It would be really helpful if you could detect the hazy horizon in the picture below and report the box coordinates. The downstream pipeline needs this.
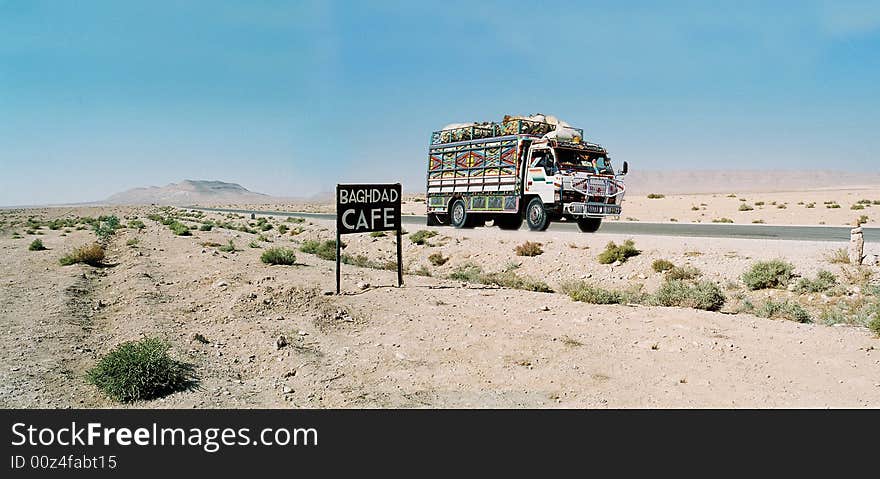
[5,168,880,208]
[2,1,879,205]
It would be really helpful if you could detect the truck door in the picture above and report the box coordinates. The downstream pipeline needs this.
[525,147,557,204]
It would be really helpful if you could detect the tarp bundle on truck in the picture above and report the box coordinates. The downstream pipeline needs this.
[431,114,584,145]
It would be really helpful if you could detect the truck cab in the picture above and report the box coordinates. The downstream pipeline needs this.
[522,138,626,231]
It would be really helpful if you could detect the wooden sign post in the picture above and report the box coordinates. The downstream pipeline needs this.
[335,183,403,294]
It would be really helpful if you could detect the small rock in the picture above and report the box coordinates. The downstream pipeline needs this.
[356,281,370,290]
[275,315,284,321]
[247,292,257,299]
[282,386,293,394]
[276,335,288,350]
[322,290,334,296]
[214,280,228,288]
[541,306,550,311]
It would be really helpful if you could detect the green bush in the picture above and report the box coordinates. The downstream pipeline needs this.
[59,243,105,266]
[448,263,551,292]
[742,260,795,290]
[483,270,552,292]
[126,238,139,247]
[168,221,191,236]
[561,281,623,304]
[369,231,386,238]
[647,193,665,199]
[448,263,484,282]
[665,265,701,281]
[597,239,640,264]
[93,215,120,239]
[299,240,337,260]
[341,254,371,268]
[756,300,812,323]
[260,247,297,265]
[218,240,237,253]
[739,204,754,211]
[652,259,675,273]
[409,230,437,245]
[515,241,543,257]
[199,223,213,231]
[127,219,146,230]
[277,224,288,234]
[794,270,837,294]
[28,239,46,251]
[87,338,195,402]
[654,280,726,311]
[712,218,734,223]
[869,316,880,336]
[428,252,448,266]
[300,240,320,254]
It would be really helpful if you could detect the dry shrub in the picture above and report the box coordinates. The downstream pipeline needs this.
[428,252,448,266]
[515,241,543,257]
[59,243,105,266]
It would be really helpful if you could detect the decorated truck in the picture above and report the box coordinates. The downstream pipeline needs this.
[425,115,627,232]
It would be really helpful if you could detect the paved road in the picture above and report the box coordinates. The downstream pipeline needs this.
[191,206,879,243]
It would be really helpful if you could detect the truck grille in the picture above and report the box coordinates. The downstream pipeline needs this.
[565,203,622,216]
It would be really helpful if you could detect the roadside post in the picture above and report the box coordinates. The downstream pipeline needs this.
[336,183,403,294]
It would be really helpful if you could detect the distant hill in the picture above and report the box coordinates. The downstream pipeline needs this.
[623,170,880,195]
[105,180,272,205]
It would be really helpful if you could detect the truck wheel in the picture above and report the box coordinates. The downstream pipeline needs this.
[577,217,602,233]
[427,213,447,226]
[525,197,550,231]
[495,214,523,230]
[450,199,470,229]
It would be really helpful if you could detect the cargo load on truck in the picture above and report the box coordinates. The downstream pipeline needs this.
[425,114,628,232]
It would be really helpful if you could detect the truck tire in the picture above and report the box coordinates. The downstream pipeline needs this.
[427,213,447,226]
[495,214,523,230]
[525,197,550,231]
[577,217,602,233]
[450,199,470,229]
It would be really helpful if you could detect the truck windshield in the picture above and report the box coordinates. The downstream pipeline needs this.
[555,149,613,175]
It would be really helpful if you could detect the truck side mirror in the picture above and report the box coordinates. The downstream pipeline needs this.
[621,161,629,175]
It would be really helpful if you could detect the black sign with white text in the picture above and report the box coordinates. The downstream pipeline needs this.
[335,183,403,293]
[336,184,401,235]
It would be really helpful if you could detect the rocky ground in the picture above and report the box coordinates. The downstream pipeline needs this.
[1,205,879,408]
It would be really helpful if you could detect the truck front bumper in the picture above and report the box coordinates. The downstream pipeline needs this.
[563,202,622,217]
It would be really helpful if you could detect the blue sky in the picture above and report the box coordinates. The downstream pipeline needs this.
[1,0,879,205]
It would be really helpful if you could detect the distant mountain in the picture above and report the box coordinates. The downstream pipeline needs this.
[105,180,272,205]
[623,170,880,195]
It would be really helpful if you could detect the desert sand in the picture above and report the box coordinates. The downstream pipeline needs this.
[1,202,879,408]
